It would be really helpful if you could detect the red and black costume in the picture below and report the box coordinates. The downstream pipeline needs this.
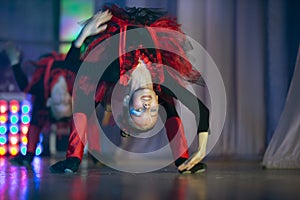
[51,5,209,173]
[10,52,75,165]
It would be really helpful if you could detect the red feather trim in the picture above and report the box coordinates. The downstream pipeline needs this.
[81,5,201,89]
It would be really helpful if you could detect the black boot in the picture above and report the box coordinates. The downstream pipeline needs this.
[9,152,35,167]
[49,157,80,174]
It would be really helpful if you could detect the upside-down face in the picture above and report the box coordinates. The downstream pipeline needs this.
[128,88,159,131]
[47,76,72,120]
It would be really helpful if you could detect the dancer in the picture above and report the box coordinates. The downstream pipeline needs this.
[50,5,209,174]
[4,43,75,166]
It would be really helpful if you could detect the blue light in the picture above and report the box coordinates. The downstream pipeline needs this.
[10,114,19,124]
[35,144,43,156]
[21,105,31,114]
[20,145,27,155]
[10,125,19,134]
[0,136,7,144]
[21,99,31,114]
[0,125,7,135]
[21,115,30,124]
[39,134,43,143]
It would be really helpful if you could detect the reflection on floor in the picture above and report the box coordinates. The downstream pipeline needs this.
[0,156,299,200]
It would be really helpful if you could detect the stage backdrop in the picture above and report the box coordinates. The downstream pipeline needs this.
[177,0,300,159]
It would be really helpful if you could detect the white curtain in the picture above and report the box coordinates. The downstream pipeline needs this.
[178,0,267,158]
[177,0,299,159]
[262,45,300,168]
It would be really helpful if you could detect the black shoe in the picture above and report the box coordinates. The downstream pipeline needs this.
[49,160,67,173]
[9,152,34,167]
[49,157,80,174]
[178,163,207,174]
[175,157,188,167]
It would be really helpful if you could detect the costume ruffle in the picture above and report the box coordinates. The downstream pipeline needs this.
[80,4,202,87]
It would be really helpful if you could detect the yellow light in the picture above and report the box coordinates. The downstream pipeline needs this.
[9,145,19,156]
[21,136,28,144]
[11,105,19,113]
[0,146,6,156]
[9,100,20,113]
[0,115,7,124]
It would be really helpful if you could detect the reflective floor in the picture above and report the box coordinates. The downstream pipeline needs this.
[0,156,300,200]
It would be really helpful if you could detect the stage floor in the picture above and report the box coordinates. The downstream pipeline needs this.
[0,156,299,200]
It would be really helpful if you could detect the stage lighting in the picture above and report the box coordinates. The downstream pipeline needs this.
[20,145,27,156]
[0,100,8,113]
[20,124,29,134]
[9,135,19,145]
[0,114,8,124]
[0,94,43,156]
[0,125,7,135]
[36,144,43,156]
[21,114,30,124]
[10,114,19,124]
[9,100,20,114]
[9,125,19,134]
[21,135,28,145]
[0,136,7,145]
[35,134,44,156]
[21,100,31,114]
[0,145,6,156]
[9,145,19,156]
